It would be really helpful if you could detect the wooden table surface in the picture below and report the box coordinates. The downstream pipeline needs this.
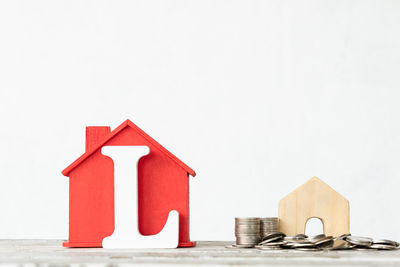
[0,240,399,266]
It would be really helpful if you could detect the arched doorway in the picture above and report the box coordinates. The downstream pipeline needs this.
[305,217,324,236]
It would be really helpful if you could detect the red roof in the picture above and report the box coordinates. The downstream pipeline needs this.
[62,119,196,177]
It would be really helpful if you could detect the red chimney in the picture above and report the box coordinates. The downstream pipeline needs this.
[85,126,111,152]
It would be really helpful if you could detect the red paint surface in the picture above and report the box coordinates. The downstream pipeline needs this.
[62,119,196,248]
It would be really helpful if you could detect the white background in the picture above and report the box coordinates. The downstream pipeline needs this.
[0,0,399,241]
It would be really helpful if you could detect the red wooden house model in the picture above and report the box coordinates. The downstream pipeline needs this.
[62,119,196,248]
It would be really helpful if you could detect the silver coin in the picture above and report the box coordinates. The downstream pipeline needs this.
[281,242,296,248]
[236,229,260,234]
[312,235,331,242]
[373,239,399,247]
[285,239,313,246]
[290,242,316,248]
[236,222,260,225]
[236,239,260,244]
[236,223,260,227]
[308,234,326,242]
[236,225,260,228]
[294,234,308,239]
[314,236,334,248]
[261,241,287,247]
[257,246,282,250]
[235,230,260,233]
[262,232,279,237]
[328,239,355,250]
[234,244,255,248]
[236,233,261,236]
[259,235,283,245]
[236,240,260,244]
[236,233,261,247]
[262,231,279,234]
[295,247,322,251]
[235,217,260,224]
[236,234,261,238]
[235,232,261,236]
[284,236,308,242]
[345,236,373,247]
[369,244,398,250]
[236,238,261,244]
[353,246,374,251]
[236,224,260,228]
[336,234,351,240]
[262,232,286,240]
[235,228,261,234]
[284,236,297,241]
[236,223,261,227]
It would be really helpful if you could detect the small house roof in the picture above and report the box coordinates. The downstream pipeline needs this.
[62,119,196,177]
[279,176,347,202]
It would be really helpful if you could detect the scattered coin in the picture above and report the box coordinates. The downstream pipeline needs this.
[295,247,322,251]
[294,234,308,239]
[285,236,306,242]
[369,244,398,250]
[262,232,286,241]
[232,217,399,252]
[290,242,316,249]
[309,234,326,242]
[337,234,351,240]
[256,245,282,250]
[260,236,283,245]
[373,239,399,247]
[328,239,355,250]
[262,241,287,246]
[285,237,308,243]
[345,236,373,247]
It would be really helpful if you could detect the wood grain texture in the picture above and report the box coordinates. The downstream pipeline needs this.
[279,177,350,237]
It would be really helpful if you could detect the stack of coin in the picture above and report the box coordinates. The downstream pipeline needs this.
[235,217,261,247]
[260,217,279,238]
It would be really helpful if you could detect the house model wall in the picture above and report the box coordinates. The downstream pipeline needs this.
[278,176,350,237]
